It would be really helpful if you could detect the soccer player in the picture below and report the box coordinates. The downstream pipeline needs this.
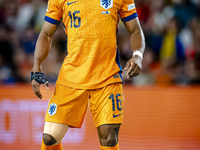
[31,0,145,149]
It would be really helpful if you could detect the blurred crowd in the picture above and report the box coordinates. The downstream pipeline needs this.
[118,0,200,85]
[0,0,199,85]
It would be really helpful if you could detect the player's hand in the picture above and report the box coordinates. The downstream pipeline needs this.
[32,79,43,99]
[124,55,142,78]
[31,72,49,99]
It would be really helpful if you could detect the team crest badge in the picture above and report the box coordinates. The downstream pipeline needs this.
[48,103,57,116]
[100,0,113,10]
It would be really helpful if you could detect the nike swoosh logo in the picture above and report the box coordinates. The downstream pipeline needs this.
[113,113,122,118]
[67,1,78,5]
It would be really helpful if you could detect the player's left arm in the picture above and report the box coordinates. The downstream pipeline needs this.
[124,17,145,78]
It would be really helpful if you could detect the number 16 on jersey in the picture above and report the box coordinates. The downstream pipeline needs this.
[68,11,81,28]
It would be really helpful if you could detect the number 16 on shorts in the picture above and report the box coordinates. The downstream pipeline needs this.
[109,93,123,118]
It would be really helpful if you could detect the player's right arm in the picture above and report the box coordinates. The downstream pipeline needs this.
[32,21,58,99]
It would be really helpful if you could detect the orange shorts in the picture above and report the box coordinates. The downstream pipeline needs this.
[45,83,124,128]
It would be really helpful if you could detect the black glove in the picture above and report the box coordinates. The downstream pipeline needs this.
[31,72,48,85]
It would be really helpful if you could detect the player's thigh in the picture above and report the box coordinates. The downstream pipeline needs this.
[90,83,124,128]
[43,121,69,144]
[45,84,89,128]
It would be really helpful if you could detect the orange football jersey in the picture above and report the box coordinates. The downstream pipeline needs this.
[45,0,137,89]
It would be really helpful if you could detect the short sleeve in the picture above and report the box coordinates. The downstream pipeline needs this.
[44,0,63,25]
[119,0,138,22]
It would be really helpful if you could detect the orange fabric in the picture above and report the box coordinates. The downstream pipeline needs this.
[45,0,137,89]
[44,84,89,128]
[45,83,123,128]
[89,83,124,128]
[100,143,119,150]
[41,140,63,150]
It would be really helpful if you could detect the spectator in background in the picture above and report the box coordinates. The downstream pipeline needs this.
[184,14,200,84]
[172,0,199,27]
[136,0,150,25]
[15,0,47,35]
[157,17,185,84]
[0,0,18,30]
[0,25,16,83]
[0,24,26,83]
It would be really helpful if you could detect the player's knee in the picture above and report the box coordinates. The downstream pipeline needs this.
[43,133,57,146]
[99,131,118,146]
[105,136,117,147]
[98,124,120,147]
